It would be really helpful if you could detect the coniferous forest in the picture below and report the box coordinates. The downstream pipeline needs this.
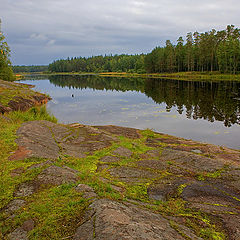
[47,25,240,74]
[13,65,48,73]
[48,54,146,74]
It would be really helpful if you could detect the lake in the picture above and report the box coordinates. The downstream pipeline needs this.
[20,74,240,149]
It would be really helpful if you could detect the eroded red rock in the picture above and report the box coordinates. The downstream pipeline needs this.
[8,146,32,161]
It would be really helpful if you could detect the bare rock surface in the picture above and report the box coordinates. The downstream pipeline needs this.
[74,199,199,240]
[159,148,225,172]
[75,184,97,199]
[112,147,133,157]
[15,121,115,160]
[95,125,141,139]
[137,159,168,171]
[7,120,240,239]
[27,160,54,170]
[8,228,28,240]
[109,166,159,183]
[139,149,161,159]
[147,178,184,201]
[181,181,240,206]
[3,199,26,214]
[14,181,38,197]
[16,121,59,159]
[100,155,121,163]
[37,165,79,185]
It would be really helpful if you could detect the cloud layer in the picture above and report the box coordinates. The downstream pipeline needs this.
[1,0,240,65]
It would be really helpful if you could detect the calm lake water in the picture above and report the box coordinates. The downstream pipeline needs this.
[20,75,240,149]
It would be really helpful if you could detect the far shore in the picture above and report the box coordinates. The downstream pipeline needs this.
[15,71,240,82]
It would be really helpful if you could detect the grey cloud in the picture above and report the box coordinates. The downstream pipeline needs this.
[1,0,240,64]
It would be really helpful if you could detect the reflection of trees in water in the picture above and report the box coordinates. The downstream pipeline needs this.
[48,75,240,127]
[24,75,49,80]
[144,79,240,127]
[48,75,145,92]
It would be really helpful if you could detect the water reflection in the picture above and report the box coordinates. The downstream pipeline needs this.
[48,75,240,127]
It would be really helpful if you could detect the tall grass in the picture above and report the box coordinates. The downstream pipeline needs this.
[8,106,57,123]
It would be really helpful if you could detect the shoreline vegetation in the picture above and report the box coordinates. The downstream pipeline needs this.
[92,71,240,81]
[16,71,240,82]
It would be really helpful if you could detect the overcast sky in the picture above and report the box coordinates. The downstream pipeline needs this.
[1,0,240,65]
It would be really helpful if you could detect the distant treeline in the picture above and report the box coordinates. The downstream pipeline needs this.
[47,25,240,74]
[145,25,240,74]
[13,65,48,73]
[48,54,146,74]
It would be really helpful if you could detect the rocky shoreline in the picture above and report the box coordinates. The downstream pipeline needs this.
[0,79,239,239]
[1,120,239,239]
[0,79,50,114]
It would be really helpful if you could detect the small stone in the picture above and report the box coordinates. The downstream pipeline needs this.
[148,182,174,201]
[191,149,202,154]
[22,219,35,232]
[99,177,109,183]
